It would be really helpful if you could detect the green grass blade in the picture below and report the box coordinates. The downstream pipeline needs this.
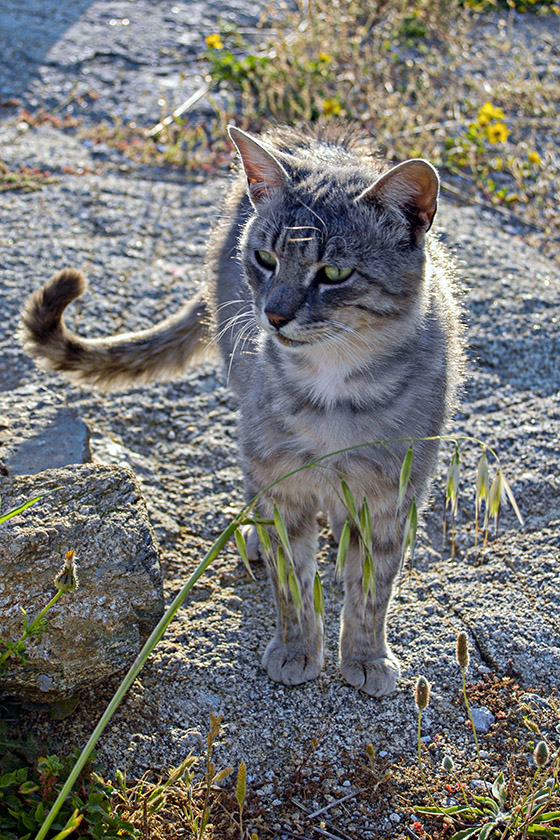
[0,487,62,525]
[335,519,350,580]
[234,529,255,580]
[313,572,324,618]
[273,503,292,559]
[398,445,413,513]
[340,478,359,525]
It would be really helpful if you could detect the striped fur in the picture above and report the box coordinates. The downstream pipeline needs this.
[20,124,463,696]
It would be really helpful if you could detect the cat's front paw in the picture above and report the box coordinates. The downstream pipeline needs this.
[340,656,401,697]
[262,636,324,686]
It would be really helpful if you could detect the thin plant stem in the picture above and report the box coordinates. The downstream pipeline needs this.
[453,771,470,806]
[417,709,441,811]
[34,516,242,840]
[0,588,65,668]
[461,665,486,785]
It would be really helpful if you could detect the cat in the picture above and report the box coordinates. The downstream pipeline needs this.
[20,123,463,697]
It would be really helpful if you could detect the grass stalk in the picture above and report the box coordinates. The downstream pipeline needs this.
[461,664,486,785]
[34,516,242,840]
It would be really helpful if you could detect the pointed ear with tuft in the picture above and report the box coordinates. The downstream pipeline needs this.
[228,125,288,206]
[356,159,440,233]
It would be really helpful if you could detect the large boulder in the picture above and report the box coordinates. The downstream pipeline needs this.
[0,464,164,699]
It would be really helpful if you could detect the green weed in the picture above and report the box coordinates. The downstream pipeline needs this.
[414,634,560,839]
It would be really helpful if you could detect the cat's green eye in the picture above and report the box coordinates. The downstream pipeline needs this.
[256,250,277,269]
[323,265,353,282]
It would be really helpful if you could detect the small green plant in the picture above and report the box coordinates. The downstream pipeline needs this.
[112,714,235,839]
[0,488,72,673]
[0,550,78,673]
[414,633,560,839]
[0,745,137,840]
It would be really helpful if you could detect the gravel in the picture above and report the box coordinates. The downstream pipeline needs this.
[0,3,558,836]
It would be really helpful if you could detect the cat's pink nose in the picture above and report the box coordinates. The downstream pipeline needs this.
[265,310,292,330]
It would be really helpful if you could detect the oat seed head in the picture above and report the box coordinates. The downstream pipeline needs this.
[456,631,470,669]
[415,675,430,711]
[442,755,455,772]
[236,760,247,809]
[534,740,550,767]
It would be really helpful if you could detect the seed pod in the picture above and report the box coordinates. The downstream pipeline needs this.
[415,676,430,711]
[487,469,503,532]
[235,529,254,580]
[362,551,375,609]
[456,631,470,669]
[442,755,455,772]
[340,478,359,525]
[360,498,373,548]
[54,550,79,592]
[534,740,549,767]
[335,519,350,580]
[256,523,272,558]
[398,445,414,515]
[236,761,247,809]
[273,503,292,559]
[276,545,288,595]
[401,495,418,564]
[445,446,460,517]
[313,572,325,618]
[476,450,489,510]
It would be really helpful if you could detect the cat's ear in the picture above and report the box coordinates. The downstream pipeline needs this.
[228,125,288,205]
[356,159,439,232]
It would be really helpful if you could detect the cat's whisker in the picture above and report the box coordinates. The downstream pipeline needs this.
[284,225,322,234]
[214,298,247,313]
[226,321,257,384]
[210,308,254,344]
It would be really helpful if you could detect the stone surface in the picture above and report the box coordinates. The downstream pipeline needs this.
[0,385,92,476]
[470,706,495,733]
[0,464,164,699]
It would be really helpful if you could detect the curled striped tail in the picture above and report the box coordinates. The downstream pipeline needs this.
[20,268,210,390]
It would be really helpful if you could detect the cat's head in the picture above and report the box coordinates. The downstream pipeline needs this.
[229,125,439,360]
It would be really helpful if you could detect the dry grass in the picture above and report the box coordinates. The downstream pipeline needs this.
[198,0,559,259]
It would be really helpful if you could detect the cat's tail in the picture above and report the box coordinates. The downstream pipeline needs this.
[20,268,211,390]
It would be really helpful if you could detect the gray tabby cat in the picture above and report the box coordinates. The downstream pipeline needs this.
[21,124,463,697]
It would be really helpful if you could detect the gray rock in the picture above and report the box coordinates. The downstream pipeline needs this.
[0,387,91,476]
[470,707,495,733]
[0,464,164,699]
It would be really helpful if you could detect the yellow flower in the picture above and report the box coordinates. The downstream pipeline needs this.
[205,33,224,50]
[318,52,332,63]
[486,122,509,143]
[527,150,541,165]
[477,101,505,126]
[323,98,341,116]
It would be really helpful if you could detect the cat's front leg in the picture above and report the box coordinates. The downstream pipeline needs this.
[259,497,324,686]
[339,531,401,697]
